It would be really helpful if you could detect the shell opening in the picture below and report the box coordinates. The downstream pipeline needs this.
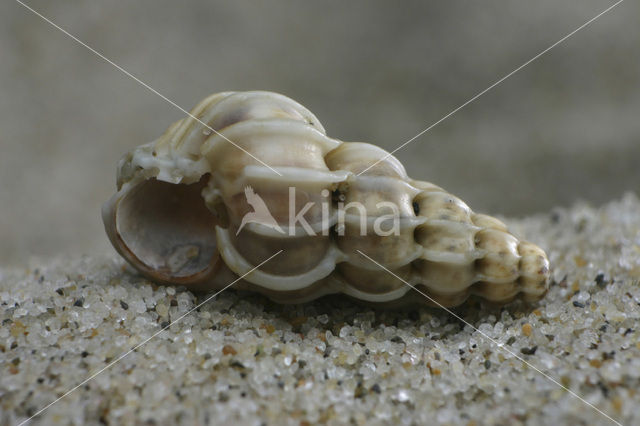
[112,175,219,283]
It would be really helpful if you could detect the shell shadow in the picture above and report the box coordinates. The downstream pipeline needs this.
[194,287,541,340]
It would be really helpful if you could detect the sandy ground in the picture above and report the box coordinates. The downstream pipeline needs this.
[1,194,639,425]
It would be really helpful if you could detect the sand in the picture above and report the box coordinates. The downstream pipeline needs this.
[1,194,639,425]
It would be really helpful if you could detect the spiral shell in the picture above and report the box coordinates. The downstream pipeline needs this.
[102,91,550,307]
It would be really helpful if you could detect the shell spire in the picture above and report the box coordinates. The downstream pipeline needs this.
[103,91,550,307]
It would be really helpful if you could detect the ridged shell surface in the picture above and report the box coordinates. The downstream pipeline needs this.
[103,91,550,307]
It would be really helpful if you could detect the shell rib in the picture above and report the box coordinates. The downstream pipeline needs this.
[103,91,550,307]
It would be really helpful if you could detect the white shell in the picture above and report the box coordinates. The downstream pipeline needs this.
[103,91,550,307]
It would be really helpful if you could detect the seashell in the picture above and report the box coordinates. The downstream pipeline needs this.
[102,91,550,307]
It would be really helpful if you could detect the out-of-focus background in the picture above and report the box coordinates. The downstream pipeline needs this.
[1,0,638,265]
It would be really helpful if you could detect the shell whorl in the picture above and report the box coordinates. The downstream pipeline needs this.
[104,91,550,307]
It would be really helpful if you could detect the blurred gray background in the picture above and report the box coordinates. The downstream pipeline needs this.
[1,0,638,266]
